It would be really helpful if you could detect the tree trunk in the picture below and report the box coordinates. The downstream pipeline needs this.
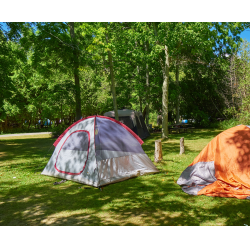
[139,94,142,113]
[74,74,81,120]
[136,41,143,113]
[55,118,59,127]
[161,45,170,139]
[105,30,119,121]
[69,22,82,121]
[233,54,237,105]
[61,104,62,122]
[69,115,72,125]
[136,65,143,113]
[28,119,31,130]
[154,139,163,162]
[4,117,8,132]
[230,55,234,105]
[153,22,170,139]
[180,137,185,155]
[145,41,150,126]
[175,59,180,124]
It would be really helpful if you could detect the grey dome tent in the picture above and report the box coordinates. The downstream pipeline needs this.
[104,109,150,139]
[41,115,159,187]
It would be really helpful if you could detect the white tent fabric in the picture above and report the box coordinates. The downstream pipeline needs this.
[42,116,159,187]
[42,117,99,186]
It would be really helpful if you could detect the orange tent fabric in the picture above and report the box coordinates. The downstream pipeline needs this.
[185,125,250,199]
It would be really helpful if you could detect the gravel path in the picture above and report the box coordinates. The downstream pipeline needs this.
[0,132,52,137]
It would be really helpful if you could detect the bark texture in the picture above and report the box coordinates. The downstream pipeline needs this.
[180,137,185,155]
[145,41,150,126]
[137,66,143,113]
[175,60,180,124]
[105,30,119,121]
[154,139,163,162]
[161,45,170,139]
[69,22,82,121]
[153,22,170,139]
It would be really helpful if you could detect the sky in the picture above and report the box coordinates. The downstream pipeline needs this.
[239,29,250,42]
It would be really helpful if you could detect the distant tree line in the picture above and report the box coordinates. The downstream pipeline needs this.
[0,22,249,136]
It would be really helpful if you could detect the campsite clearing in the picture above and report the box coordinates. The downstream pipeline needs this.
[1,130,250,226]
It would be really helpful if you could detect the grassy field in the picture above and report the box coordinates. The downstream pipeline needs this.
[0,129,250,226]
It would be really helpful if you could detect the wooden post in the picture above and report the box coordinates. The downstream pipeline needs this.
[154,139,163,162]
[180,137,185,155]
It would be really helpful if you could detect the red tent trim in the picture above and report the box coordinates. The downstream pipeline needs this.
[53,116,96,147]
[96,115,144,145]
[53,115,144,147]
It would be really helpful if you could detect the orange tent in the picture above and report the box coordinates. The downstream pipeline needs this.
[177,125,250,199]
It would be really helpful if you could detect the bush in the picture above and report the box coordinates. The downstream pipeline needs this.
[219,119,241,130]
[150,125,161,133]
[149,112,159,127]
[209,119,240,130]
[51,124,68,138]
[0,124,53,135]
[189,110,210,128]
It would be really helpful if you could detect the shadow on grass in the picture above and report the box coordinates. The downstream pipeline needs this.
[1,133,249,226]
[0,137,55,166]
[1,174,250,226]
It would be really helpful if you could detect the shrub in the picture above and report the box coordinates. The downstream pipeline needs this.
[209,119,240,130]
[51,124,68,138]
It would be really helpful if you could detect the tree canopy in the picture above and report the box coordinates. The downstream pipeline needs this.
[1,22,249,135]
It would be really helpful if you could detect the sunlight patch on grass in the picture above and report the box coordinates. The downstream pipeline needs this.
[19,197,32,202]
[0,152,7,157]
[200,217,227,226]
[40,210,92,225]
[23,204,46,217]
[0,134,52,140]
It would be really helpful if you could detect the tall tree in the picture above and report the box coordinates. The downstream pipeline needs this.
[105,24,119,120]
[24,22,93,120]
[151,22,248,137]
[175,58,180,123]
[145,41,150,126]
[69,22,82,120]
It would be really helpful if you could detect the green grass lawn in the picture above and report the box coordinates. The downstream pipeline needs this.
[0,129,250,226]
